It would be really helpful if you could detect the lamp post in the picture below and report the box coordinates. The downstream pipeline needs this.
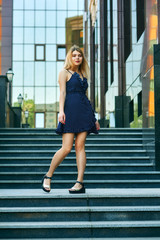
[6,68,14,106]
[24,110,29,125]
[17,93,23,107]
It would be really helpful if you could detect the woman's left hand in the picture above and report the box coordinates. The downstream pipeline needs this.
[95,120,100,130]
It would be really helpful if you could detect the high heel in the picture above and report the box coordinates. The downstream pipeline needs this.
[69,180,85,194]
[42,174,52,193]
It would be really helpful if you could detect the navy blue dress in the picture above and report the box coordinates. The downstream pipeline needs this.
[56,70,98,136]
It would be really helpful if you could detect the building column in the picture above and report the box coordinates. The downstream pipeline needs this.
[0,75,8,128]
[100,0,107,120]
[90,15,95,110]
[154,44,160,170]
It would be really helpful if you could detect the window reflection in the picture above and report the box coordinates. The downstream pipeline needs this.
[35,0,45,10]
[68,0,78,10]
[46,28,56,44]
[35,87,45,110]
[57,28,66,44]
[35,28,45,44]
[13,28,23,44]
[24,28,34,43]
[13,11,23,26]
[46,45,56,61]
[12,87,23,106]
[35,62,45,86]
[46,62,57,86]
[46,112,57,128]
[46,11,56,27]
[46,87,57,105]
[24,11,34,26]
[57,11,67,27]
[57,0,67,10]
[13,62,23,86]
[78,0,84,11]
[14,0,23,10]
[67,11,78,18]
[13,45,23,61]
[24,87,34,101]
[24,0,34,10]
[24,62,34,86]
[35,11,45,27]
[46,0,56,10]
[24,45,34,61]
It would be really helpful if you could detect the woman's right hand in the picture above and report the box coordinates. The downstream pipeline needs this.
[58,112,66,124]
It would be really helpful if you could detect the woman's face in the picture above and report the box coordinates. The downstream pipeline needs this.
[71,50,83,67]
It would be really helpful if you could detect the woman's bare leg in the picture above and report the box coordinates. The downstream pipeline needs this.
[69,131,87,190]
[43,133,75,191]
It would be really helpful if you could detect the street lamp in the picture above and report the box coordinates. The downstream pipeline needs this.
[24,110,29,124]
[17,93,23,107]
[6,68,14,106]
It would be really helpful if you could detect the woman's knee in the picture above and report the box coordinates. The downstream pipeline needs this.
[75,141,85,152]
[61,145,72,155]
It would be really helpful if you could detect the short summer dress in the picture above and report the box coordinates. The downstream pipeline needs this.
[56,70,98,136]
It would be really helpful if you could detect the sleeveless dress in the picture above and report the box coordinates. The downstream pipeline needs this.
[56,70,98,136]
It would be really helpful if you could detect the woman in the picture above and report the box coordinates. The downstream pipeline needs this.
[42,45,100,194]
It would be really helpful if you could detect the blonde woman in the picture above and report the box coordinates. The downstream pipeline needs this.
[42,45,100,194]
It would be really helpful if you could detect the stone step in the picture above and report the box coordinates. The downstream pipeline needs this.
[0,221,160,238]
[0,138,144,144]
[0,132,144,139]
[1,206,160,222]
[0,144,145,150]
[1,171,160,180]
[0,156,150,164]
[1,189,160,207]
[0,149,148,157]
[1,179,160,189]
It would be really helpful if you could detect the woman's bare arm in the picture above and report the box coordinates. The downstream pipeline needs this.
[58,69,67,124]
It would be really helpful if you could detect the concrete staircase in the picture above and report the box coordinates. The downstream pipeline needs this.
[0,128,160,239]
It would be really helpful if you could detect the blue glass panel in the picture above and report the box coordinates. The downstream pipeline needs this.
[13,45,23,61]
[46,28,56,44]
[68,0,78,10]
[13,28,23,44]
[57,28,65,44]
[35,0,45,9]
[24,62,34,86]
[57,11,67,27]
[24,0,34,10]
[35,28,45,44]
[46,45,56,61]
[13,11,23,26]
[35,11,45,27]
[46,11,56,27]
[46,0,56,10]
[24,11,34,26]
[24,28,34,43]
[13,62,23,86]
[24,45,34,61]
[57,0,67,10]
[46,62,57,86]
[35,62,45,86]
[13,0,23,9]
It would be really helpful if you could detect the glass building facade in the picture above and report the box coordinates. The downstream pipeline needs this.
[12,0,85,128]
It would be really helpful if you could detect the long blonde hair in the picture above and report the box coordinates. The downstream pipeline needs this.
[64,45,90,79]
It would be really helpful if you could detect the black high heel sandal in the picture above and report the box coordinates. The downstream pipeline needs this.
[69,180,85,194]
[42,174,52,193]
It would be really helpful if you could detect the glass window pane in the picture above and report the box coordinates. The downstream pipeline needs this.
[24,28,34,43]
[57,28,65,44]
[24,87,34,101]
[46,11,56,27]
[24,0,34,10]
[24,11,34,26]
[46,0,56,10]
[13,0,24,10]
[35,11,45,27]
[57,47,66,60]
[35,45,45,61]
[67,11,78,18]
[24,45,34,61]
[46,112,57,128]
[57,11,67,27]
[13,62,23,86]
[68,0,78,10]
[13,45,23,61]
[46,62,57,86]
[24,62,34,86]
[35,28,45,44]
[35,87,45,110]
[57,0,67,10]
[46,45,56,61]
[35,62,45,86]
[46,28,56,44]
[35,0,45,9]
[78,0,84,11]
[56,62,64,80]
[13,11,23,26]
[46,87,57,105]
[35,113,45,128]
[13,28,23,44]
[12,87,23,106]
